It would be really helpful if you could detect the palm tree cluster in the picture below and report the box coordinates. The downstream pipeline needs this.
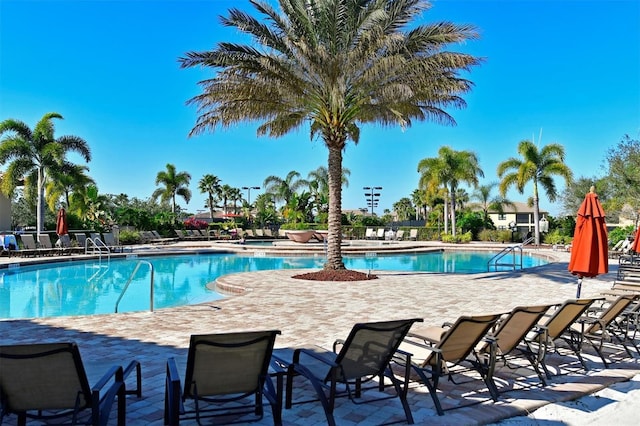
[0,113,91,239]
[415,141,573,245]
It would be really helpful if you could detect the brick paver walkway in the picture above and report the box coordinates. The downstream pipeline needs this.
[1,241,638,425]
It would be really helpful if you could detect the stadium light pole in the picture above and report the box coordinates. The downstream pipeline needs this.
[363,186,382,215]
[242,186,260,206]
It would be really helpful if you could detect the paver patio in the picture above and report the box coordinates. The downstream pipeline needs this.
[1,242,638,425]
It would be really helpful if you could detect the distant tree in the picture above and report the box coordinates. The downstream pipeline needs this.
[604,134,640,219]
[263,171,308,207]
[228,187,243,214]
[45,164,95,212]
[0,112,91,237]
[152,164,192,213]
[180,0,481,270]
[497,140,573,245]
[393,197,415,221]
[560,176,613,217]
[418,146,484,237]
[198,174,222,220]
[471,182,515,224]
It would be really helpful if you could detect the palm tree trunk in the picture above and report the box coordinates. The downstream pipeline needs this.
[450,187,457,237]
[325,145,345,270]
[533,183,541,245]
[37,166,44,241]
[444,193,449,234]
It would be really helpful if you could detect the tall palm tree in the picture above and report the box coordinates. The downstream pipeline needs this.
[307,166,350,218]
[0,112,91,238]
[199,174,222,220]
[418,146,483,237]
[497,140,573,245]
[228,187,243,214]
[218,184,236,215]
[152,163,192,213]
[393,197,414,221]
[45,164,95,212]
[263,171,308,206]
[180,0,481,270]
[471,182,515,224]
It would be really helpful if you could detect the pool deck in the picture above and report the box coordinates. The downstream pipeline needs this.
[1,240,639,425]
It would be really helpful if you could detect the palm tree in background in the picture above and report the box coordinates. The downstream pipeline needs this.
[199,174,222,220]
[307,166,350,219]
[180,0,481,269]
[45,164,95,212]
[152,163,192,214]
[228,187,243,214]
[0,112,91,238]
[393,197,414,221]
[418,146,483,237]
[263,171,308,207]
[497,140,573,245]
[471,182,515,225]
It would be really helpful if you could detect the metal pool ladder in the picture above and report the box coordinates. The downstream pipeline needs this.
[487,245,524,271]
[115,260,155,313]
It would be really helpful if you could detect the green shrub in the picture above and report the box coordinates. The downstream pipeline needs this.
[118,230,141,245]
[441,231,472,243]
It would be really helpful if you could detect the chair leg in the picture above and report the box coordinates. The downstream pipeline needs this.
[385,366,414,424]
[411,365,444,416]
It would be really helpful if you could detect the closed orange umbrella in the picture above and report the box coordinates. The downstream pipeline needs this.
[56,208,68,236]
[568,187,609,297]
[632,228,640,254]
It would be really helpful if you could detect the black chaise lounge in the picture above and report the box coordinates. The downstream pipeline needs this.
[164,330,282,425]
[272,318,423,426]
[0,342,141,426]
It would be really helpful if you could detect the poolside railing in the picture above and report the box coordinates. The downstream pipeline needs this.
[487,245,524,272]
[115,260,155,313]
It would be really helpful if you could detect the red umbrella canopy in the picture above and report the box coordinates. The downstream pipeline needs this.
[632,228,640,253]
[568,188,609,278]
[56,208,68,236]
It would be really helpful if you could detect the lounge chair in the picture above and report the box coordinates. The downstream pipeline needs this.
[255,229,264,238]
[272,318,423,426]
[75,232,88,251]
[18,234,49,257]
[165,330,282,425]
[533,298,603,375]
[565,294,639,367]
[38,234,61,255]
[376,228,385,240]
[395,229,405,240]
[364,227,375,240]
[102,232,124,253]
[0,342,140,426]
[408,229,418,241]
[57,234,84,255]
[477,304,554,386]
[399,314,501,416]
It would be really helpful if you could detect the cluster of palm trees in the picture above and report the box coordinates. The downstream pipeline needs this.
[0,113,92,237]
[415,142,572,245]
[153,163,350,228]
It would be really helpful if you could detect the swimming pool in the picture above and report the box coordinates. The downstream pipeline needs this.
[0,251,548,319]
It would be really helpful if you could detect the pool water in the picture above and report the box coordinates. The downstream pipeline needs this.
[0,251,548,319]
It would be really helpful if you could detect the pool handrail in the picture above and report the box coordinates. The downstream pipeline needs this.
[115,260,155,313]
[487,244,524,272]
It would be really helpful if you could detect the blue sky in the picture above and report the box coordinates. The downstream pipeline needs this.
[1,0,639,217]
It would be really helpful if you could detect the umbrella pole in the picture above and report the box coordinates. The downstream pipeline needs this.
[576,276,583,298]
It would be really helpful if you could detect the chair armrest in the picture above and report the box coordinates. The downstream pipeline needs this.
[333,338,346,353]
[164,358,183,426]
[91,365,125,426]
[123,360,142,398]
[293,348,339,368]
